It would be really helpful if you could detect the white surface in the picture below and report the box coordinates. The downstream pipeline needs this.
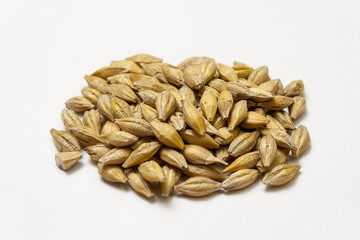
[1,0,359,239]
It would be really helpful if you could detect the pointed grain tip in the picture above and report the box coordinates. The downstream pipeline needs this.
[222,167,230,173]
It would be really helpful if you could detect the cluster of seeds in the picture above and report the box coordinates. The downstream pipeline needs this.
[50,54,310,198]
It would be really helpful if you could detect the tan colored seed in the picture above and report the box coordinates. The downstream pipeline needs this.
[81,87,102,104]
[255,136,262,151]
[266,115,286,132]
[253,107,266,116]
[272,110,295,130]
[84,75,108,93]
[111,96,133,119]
[257,95,294,110]
[180,129,220,149]
[200,58,217,83]
[235,69,253,78]
[53,55,309,197]
[199,86,220,98]
[70,126,108,146]
[97,94,114,121]
[284,80,304,97]
[222,169,260,191]
[61,108,83,132]
[179,84,196,105]
[83,109,101,133]
[200,90,218,121]
[214,127,240,145]
[137,90,159,108]
[140,63,168,83]
[204,116,225,138]
[101,121,121,135]
[132,78,165,94]
[130,72,157,82]
[183,145,228,165]
[259,135,277,167]
[289,96,306,119]
[228,100,248,131]
[257,148,290,173]
[99,148,132,165]
[156,90,176,121]
[106,84,139,103]
[107,73,133,86]
[183,164,227,181]
[210,113,226,130]
[91,66,126,79]
[218,87,233,120]
[233,61,251,70]
[50,128,81,152]
[248,66,270,85]
[126,53,162,64]
[225,82,253,100]
[160,165,182,197]
[237,79,257,88]
[258,79,284,95]
[183,64,205,90]
[215,146,232,162]
[168,112,186,131]
[55,152,82,171]
[65,96,95,112]
[130,104,142,119]
[122,141,162,168]
[130,137,153,150]
[223,151,261,173]
[111,96,133,120]
[115,117,153,137]
[162,64,184,86]
[260,128,297,150]
[228,131,259,157]
[102,131,138,148]
[159,147,188,170]
[174,176,221,197]
[241,111,269,129]
[138,160,166,182]
[249,87,274,102]
[110,60,144,74]
[126,169,154,198]
[98,163,127,183]
[150,119,185,150]
[85,144,111,161]
[182,99,206,136]
[132,75,166,92]
[139,103,158,122]
[177,56,205,70]
[262,164,301,186]
[291,125,310,158]
[165,86,183,111]
[216,63,238,82]
[207,79,226,92]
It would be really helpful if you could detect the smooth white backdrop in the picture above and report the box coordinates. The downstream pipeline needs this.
[1,0,359,239]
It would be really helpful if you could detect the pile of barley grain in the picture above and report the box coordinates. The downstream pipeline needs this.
[50,54,310,198]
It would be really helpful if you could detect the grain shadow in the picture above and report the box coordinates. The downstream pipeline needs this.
[175,190,222,201]
[292,108,308,125]
[287,144,312,163]
[100,177,131,192]
[65,161,84,175]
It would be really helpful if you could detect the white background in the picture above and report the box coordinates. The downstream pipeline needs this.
[1,0,359,239]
